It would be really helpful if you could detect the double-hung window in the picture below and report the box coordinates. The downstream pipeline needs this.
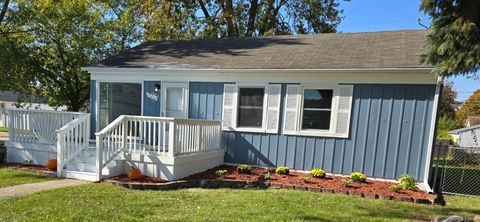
[284,84,354,138]
[222,83,281,133]
[237,87,265,128]
[301,89,333,130]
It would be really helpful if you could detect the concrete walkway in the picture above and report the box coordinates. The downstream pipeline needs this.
[0,179,90,199]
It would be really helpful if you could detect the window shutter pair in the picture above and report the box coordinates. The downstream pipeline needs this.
[283,84,354,137]
[222,84,281,133]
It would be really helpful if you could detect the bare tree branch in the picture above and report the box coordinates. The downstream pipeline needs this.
[0,0,10,23]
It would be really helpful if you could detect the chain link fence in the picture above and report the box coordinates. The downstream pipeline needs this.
[442,146,480,196]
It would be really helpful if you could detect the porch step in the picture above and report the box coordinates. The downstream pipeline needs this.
[66,162,96,172]
[63,170,98,181]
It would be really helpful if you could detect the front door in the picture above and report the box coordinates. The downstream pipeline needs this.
[161,82,189,118]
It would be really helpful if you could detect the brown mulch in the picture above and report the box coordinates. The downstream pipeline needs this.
[185,165,430,200]
[0,162,56,175]
[109,175,167,184]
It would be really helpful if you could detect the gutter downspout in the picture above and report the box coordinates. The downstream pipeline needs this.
[422,75,443,193]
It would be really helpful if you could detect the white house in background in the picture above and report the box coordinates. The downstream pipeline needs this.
[0,91,66,127]
[448,124,480,147]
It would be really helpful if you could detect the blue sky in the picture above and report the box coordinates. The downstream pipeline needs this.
[337,0,479,102]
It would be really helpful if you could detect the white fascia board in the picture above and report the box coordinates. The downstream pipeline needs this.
[86,67,438,85]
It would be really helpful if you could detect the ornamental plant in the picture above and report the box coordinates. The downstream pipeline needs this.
[263,172,272,180]
[300,176,311,183]
[340,179,353,188]
[215,169,227,177]
[350,172,367,183]
[397,174,417,191]
[275,166,290,175]
[310,169,326,178]
[236,164,252,174]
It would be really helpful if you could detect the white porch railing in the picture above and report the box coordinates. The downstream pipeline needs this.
[95,115,222,176]
[7,109,82,144]
[56,113,91,177]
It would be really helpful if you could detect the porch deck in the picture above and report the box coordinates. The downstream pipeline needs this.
[5,109,224,181]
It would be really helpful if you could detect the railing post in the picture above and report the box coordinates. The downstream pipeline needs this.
[196,124,202,152]
[168,121,176,157]
[56,132,64,177]
[96,134,103,181]
[7,109,13,142]
[122,117,127,151]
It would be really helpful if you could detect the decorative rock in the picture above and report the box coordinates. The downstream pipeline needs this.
[472,215,480,222]
[282,184,295,189]
[269,182,283,189]
[321,188,335,193]
[335,189,349,195]
[307,187,322,192]
[379,195,394,200]
[294,185,308,191]
[349,191,364,197]
[398,197,414,202]
[363,193,378,199]
[434,215,468,222]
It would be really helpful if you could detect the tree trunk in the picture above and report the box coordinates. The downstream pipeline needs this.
[246,0,258,37]
[0,0,10,23]
[258,0,286,36]
[224,0,235,37]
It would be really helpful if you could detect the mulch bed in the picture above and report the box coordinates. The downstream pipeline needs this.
[0,163,56,176]
[105,165,437,205]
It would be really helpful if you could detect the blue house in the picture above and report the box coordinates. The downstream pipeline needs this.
[6,30,441,191]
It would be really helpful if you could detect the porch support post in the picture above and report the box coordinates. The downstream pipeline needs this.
[168,121,175,157]
[122,117,127,151]
[56,132,64,177]
[96,133,103,181]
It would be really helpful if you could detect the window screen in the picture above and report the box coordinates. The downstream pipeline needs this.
[237,88,265,128]
[302,89,333,130]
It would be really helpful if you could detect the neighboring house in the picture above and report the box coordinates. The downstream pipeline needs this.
[449,125,480,147]
[465,116,480,127]
[6,30,442,191]
[0,91,66,127]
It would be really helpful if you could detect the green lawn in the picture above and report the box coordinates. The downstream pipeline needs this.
[0,168,56,188]
[0,183,479,222]
[0,127,7,133]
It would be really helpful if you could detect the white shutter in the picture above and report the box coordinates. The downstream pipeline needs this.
[335,85,354,137]
[266,84,282,133]
[283,85,300,134]
[222,84,237,130]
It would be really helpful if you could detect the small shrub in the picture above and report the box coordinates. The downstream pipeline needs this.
[390,184,403,193]
[350,172,367,183]
[263,172,272,180]
[397,174,417,191]
[310,169,326,178]
[275,166,290,175]
[236,164,252,174]
[340,179,353,187]
[215,169,227,177]
[300,176,310,183]
[23,160,33,165]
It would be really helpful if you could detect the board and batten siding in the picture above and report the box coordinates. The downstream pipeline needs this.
[188,82,436,182]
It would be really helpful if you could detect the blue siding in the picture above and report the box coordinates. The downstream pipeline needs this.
[90,80,96,136]
[143,81,161,116]
[189,83,435,182]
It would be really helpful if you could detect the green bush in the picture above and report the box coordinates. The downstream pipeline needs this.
[397,174,417,191]
[236,164,252,174]
[390,184,403,193]
[215,169,227,177]
[300,176,310,183]
[263,172,272,180]
[275,166,290,175]
[310,169,326,178]
[350,172,367,183]
[340,179,353,187]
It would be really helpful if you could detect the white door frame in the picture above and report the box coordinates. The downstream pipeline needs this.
[160,82,189,118]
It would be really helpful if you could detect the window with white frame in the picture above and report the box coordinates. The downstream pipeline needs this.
[222,83,281,133]
[284,84,354,138]
[301,89,333,130]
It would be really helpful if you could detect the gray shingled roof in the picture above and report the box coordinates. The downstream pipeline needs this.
[90,30,433,70]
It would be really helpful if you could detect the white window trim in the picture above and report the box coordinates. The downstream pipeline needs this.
[285,83,342,137]
[232,83,269,133]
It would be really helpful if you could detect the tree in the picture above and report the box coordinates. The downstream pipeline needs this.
[438,81,459,119]
[420,0,480,78]
[455,90,480,127]
[0,0,141,111]
[135,0,349,40]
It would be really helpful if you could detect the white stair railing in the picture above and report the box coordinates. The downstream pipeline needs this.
[95,115,222,180]
[56,113,91,177]
[7,109,81,144]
